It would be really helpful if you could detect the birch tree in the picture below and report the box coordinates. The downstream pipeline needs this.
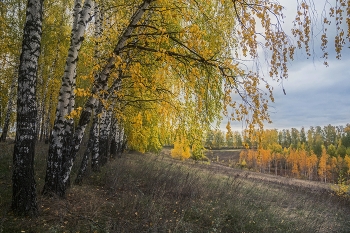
[11,0,44,216]
[42,0,93,196]
[44,0,294,197]
[40,0,152,196]
[36,0,72,142]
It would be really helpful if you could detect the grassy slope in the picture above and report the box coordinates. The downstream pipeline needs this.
[0,142,350,233]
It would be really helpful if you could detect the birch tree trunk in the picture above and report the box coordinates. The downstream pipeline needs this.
[91,2,104,170]
[0,72,17,141]
[109,117,118,159]
[36,61,44,140]
[99,107,112,165]
[44,92,53,143]
[110,117,126,158]
[12,0,43,216]
[74,113,96,185]
[59,0,154,196]
[91,101,101,171]
[42,0,92,196]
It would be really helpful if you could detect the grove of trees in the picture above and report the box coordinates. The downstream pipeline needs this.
[1,0,350,216]
[239,124,350,184]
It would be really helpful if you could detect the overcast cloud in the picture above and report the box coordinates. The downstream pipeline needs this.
[227,0,350,131]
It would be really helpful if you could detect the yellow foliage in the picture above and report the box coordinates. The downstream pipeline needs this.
[345,155,350,175]
[64,107,83,119]
[171,137,191,160]
[74,88,90,97]
[331,173,350,197]
[292,163,299,177]
[318,147,329,183]
[25,0,350,162]
[240,159,247,168]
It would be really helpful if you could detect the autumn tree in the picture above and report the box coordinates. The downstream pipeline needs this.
[43,0,94,196]
[0,0,26,141]
[288,149,299,177]
[345,154,350,178]
[297,146,308,178]
[46,0,294,197]
[318,146,329,183]
[306,151,318,180]
[35,0,72,143]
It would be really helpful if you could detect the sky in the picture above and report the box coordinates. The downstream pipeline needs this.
[228,0,350,132]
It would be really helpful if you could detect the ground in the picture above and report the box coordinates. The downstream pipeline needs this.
[1,143,350,232]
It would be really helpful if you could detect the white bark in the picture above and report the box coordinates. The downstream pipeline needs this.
[110,117,126,158]
[91,100,101,171]
[43,0,92,197]
[12,0,43,216]
[74,116,95,185]
[1,72,17,141]
[60,1,154,192]
[98,104,112,165]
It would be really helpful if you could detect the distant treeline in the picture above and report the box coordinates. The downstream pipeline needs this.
[206,123,350,185]
[206,124,350,156]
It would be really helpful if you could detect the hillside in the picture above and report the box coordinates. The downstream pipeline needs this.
[1,143,350,232]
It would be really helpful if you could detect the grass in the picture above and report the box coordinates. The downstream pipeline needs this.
[1,142,350,232]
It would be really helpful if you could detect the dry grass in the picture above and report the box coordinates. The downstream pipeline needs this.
[1,142,350,232]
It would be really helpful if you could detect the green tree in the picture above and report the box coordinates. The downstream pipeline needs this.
[307,126,314,151]
[226,121,234,147]
[327,144,337,157]
[337,145,347,158]
[313,126,324,156]
[342,124,350,148]
[213,130,225,149]
[277,130,283,146]
[323,124,337,147]
[291,128,299,149]
[300,127,306,144]
[205,130,214,148]
[234,131,243,148]
[282,129,291,149]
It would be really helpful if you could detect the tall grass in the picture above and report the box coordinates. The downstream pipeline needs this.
[1,142,350,232]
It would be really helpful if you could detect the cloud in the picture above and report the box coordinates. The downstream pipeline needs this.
[267,55,350,130]
[223,0,350,132]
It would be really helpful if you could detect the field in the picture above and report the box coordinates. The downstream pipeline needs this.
[1,142,350,232]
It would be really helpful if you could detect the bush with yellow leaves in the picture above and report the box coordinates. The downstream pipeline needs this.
[171,137,191,160]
